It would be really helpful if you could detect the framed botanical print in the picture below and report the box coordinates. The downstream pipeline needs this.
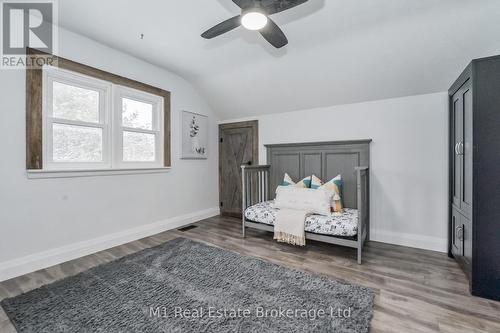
[181,111,208,159]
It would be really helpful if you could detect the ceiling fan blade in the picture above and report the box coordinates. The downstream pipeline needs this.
[232,0,255,9]
[201,15,241,39]
[260,18,288,48]
[264,0,309,15]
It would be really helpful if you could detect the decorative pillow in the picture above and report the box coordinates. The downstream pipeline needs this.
[275,186,333,216]
[280,173,311,188]
[310,175,323,189]
[318,175,344,213]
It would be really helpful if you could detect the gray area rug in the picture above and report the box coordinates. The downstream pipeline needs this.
[1,238,374,333]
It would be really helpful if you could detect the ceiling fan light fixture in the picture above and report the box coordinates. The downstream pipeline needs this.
[241,11,268,31]
[201,0,310,48]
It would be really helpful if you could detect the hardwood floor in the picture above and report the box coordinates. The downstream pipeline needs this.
[1,215,499,332]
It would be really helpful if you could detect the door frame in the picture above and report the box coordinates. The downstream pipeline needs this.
[218,120,259,217]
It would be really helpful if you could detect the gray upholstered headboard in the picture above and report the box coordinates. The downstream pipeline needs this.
[265,140,371,209]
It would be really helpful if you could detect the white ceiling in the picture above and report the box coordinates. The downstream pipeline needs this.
[58,0,500,119]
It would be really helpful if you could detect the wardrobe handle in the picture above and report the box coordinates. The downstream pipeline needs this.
[459,142,464,155]
[455,143,459,155]
[456,226,464,241]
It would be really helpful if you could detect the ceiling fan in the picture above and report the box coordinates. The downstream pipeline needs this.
[201,0,309,49]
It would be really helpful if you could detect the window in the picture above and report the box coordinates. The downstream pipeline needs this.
[41,66,165,171]
[115,86,163,168]
[26,49,171,174]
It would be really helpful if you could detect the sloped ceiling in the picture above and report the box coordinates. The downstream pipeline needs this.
[58,0,500,119]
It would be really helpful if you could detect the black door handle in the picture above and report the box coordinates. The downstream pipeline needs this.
[247,161,252,166]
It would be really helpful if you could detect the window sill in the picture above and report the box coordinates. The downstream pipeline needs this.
[26,167,171,179]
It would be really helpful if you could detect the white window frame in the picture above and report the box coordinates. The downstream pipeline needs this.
[43,66,112,170]
[113,86,164,169]
[42,66,164,171]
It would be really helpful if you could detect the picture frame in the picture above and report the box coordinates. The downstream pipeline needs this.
[180,111,208,159]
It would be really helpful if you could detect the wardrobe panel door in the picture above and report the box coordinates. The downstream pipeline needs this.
[461,86,473,219]
[463,216,472,275]
[451,208,463,259]
[452,93,463,208]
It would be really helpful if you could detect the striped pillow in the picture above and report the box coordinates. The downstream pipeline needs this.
[318,175,344,213]
[281,173,311,188]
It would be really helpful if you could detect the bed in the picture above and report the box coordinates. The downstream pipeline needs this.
[241,140,371,264]
[245,201,359,237]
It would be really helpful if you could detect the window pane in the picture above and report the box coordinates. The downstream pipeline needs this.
[53,81,100,123]
[53,124,103,162]
[123,131,155,162]
[122,98,153,130]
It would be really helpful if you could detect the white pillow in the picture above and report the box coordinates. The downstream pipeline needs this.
[274,186,333,216]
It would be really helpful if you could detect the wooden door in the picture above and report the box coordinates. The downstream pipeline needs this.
[219,121,258,217]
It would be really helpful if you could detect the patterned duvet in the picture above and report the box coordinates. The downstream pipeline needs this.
[244,201,358,237]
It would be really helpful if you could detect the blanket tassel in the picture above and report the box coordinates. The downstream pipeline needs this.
[274,231,306,246]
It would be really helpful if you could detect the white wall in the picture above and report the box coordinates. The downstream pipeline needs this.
[0,28,219,281]
[222,92,448,252]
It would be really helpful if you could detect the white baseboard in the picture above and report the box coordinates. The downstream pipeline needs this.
[0,207,220,282]
[370,229,447,253]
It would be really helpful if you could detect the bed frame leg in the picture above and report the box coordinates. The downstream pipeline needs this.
[357,247,362,264]
[242,221,246,238]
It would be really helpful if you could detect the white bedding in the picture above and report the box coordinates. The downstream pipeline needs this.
[244,201,358,237]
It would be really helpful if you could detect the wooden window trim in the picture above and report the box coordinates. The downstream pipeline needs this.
[26,47,171,169]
